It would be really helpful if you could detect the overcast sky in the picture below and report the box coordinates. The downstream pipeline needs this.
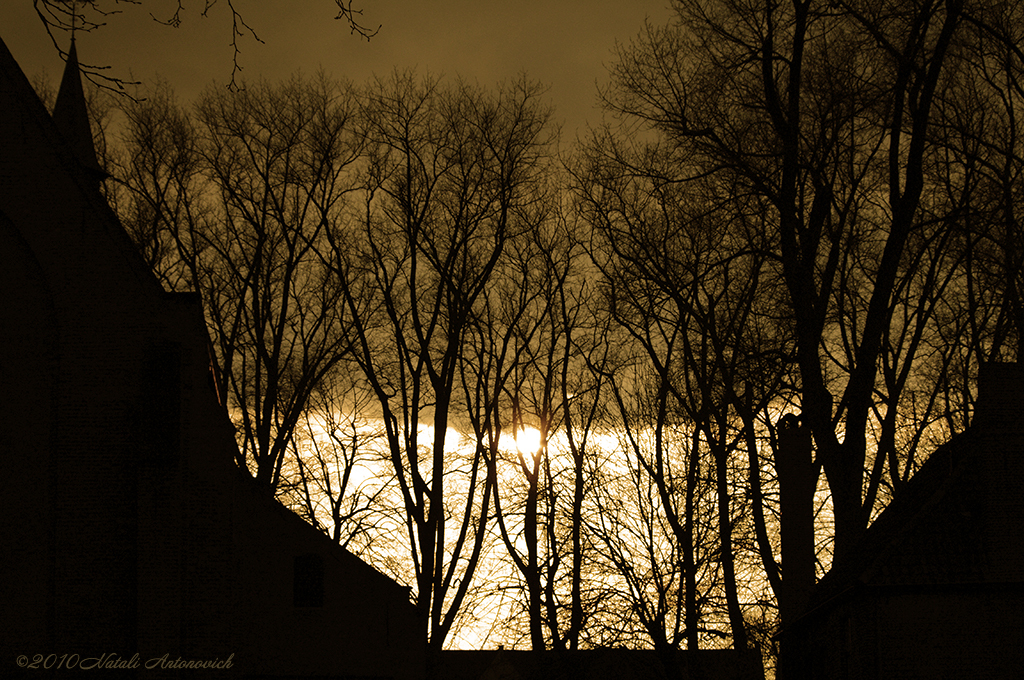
[1,1,673,136]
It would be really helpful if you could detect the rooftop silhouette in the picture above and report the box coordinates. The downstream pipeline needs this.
[783,363,1024,679]
[0,33,423,680]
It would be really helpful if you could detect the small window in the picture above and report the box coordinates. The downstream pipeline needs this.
[143,341,181,466]
[293,554,324,607]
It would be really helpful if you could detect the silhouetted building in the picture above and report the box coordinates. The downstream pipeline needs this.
[0,34,423,679]
[784,363,1024,679]
[435,648,764,680]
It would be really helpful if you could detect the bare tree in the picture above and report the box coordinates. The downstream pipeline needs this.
[572,124,792,657]
[325,71,555,650]
[107,81,205,291]
[278,367,398,560]
[460,199,562,651]
[112,74,364,495]
[598,0,1024,570]
[469,198,611,652]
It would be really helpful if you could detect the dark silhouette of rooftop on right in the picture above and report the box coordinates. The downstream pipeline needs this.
[782,362,1024,679]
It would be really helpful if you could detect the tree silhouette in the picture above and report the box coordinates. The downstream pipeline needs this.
[324,72,556,650]
[112,74,364,494]
[87,1,1024,668]
[598,0,1024,570]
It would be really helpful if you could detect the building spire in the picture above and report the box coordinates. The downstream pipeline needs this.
[52,36,108,183]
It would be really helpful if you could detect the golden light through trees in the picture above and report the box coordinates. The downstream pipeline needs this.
[80,0,1024,672]
[512,427,543,456]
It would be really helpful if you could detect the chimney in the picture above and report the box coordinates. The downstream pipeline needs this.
[775,414,816,626]
[974,362,1024,432]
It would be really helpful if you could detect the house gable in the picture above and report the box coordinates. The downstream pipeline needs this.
[786,363,1024,679]
[1,33,423,680]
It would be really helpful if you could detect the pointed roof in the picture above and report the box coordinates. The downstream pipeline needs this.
[791,362,1024,629]
[51,38,107,180]
[1,32,157,292]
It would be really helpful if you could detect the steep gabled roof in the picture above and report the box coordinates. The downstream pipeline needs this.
[0,33,52,122]
[1,32,162,298]
[805,430,981,613]
[794,363,1024,627]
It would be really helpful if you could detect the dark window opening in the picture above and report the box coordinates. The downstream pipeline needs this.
[293,554,324,607]
[143,341,181,466]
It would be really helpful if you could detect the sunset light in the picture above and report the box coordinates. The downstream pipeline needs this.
[7,1,1023,678]
[513,427,543,456]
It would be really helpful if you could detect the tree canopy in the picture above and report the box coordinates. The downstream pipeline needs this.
[85,0,1024,673]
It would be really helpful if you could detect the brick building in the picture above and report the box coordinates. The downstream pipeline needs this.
[0,34,423,679]
[784,363,1024,679]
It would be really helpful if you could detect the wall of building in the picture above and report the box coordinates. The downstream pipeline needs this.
[1,35,423,680]
[874,588,1024,680]
[790,363,1024,680]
